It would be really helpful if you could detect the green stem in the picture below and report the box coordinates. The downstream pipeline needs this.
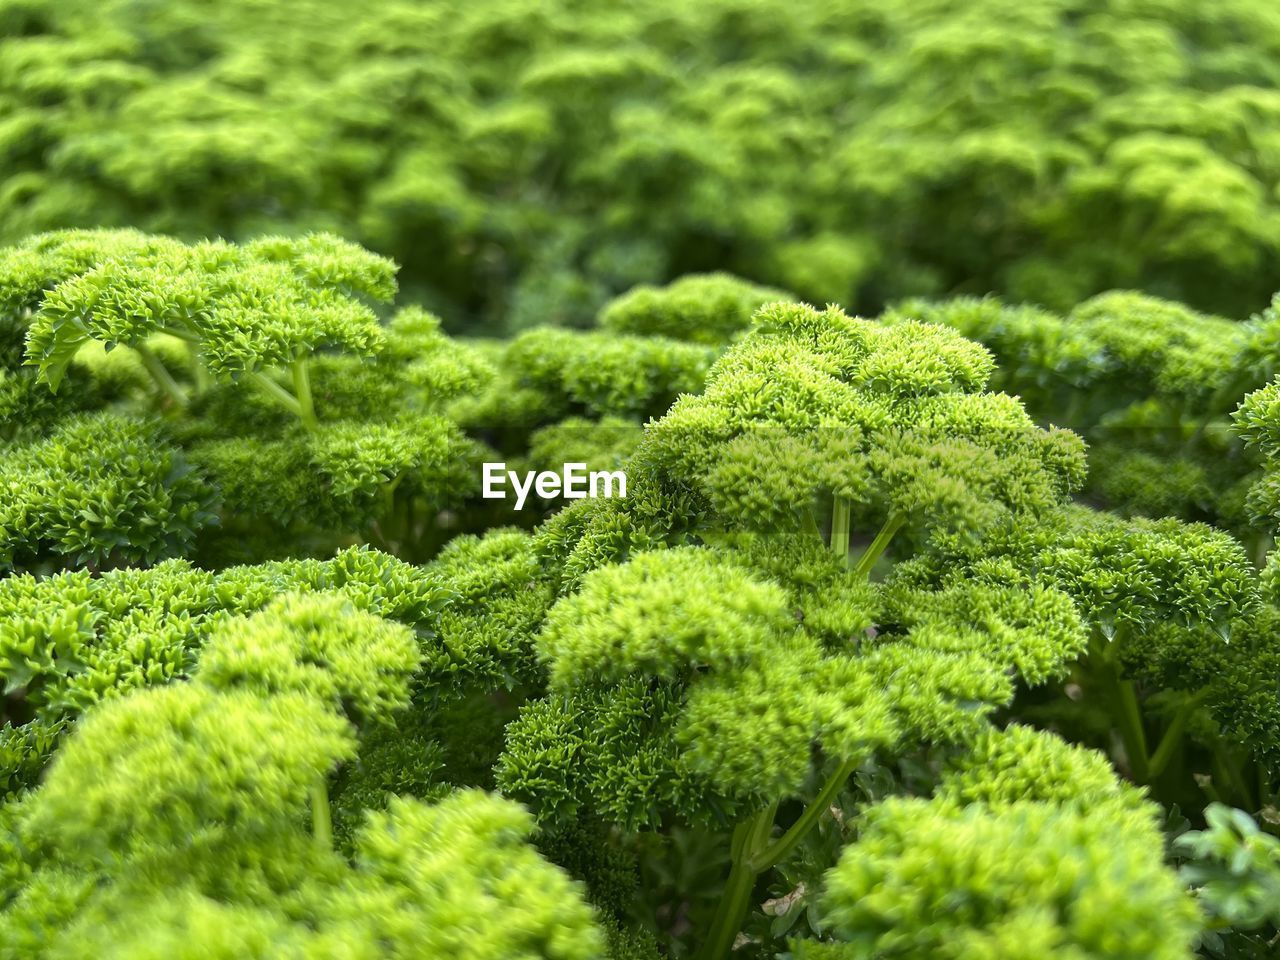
[1146,690,1211,781]
[751,756,859,872]
[830,496,851,560]
[851,513,904,580]
[694,757,862,960]
[1093,632,1149,782]
[801,508,822,540]
[250,371,303,419]
[291,357,318,432]
[1253,533,1274,572]
[187,344,212,395]
[695,805,777,960]
[1114,676,1150,782]
[310,778,332,850]
[135,344,188,408]
[156,325,202,344]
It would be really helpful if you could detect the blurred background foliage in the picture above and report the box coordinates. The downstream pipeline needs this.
[5,0,1280,334]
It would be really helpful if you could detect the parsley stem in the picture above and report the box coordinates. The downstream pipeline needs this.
[830,495,851,559]
[135,344,188,409]
[310,778,332,850]
[695,804,777,960]
[852,513,904,579]
[250,371,304,421]
[292,357,318,432]
[752,756,858,872]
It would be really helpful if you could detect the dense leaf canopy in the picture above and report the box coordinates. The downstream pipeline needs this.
[5,1,1280,957]
[4,0,1280,331]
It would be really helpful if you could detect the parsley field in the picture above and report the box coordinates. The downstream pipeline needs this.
[3,1,1280,958]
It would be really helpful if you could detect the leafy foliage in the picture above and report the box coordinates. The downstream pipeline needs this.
[7,0,1280,330]
[1179,804,1280,936]
[0,413,215,572]
[813,796,1198,960]
[0,546,445,730]
[0,595,604,958]
[6,5,1280,955]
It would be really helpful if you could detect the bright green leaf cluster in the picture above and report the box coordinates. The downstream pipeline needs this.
[937,724,1149,810]
[599,272,790,346]
[422,528,557,697]
[0,413,216,572]
[1,720,64,803]
[901,504,1259,637]
[24,683,354,864]
[500,534,1091,829]
[505,327,715,420]
[500,545,902,825]
[644,300,1085,539]
[8,230,394,390]
[813,795,1198,960]
[196,594,421,725]
[0,546,445,729]
[1,587,603,959]
[887,291,1280,535]
[811,725,1195,959]
[538,548,792,687]
[1235,377,1280,530]
[188,414,467,533]
[884,580,1088,687]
